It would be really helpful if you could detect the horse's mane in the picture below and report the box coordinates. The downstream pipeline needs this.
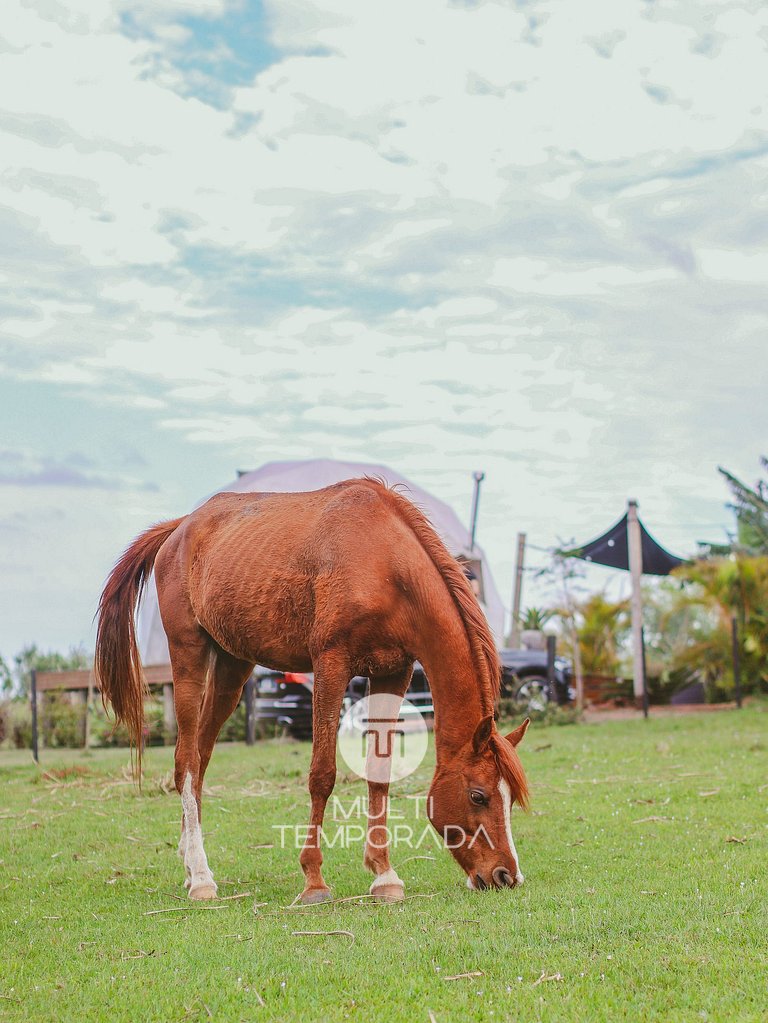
[490,732,530,809]
[364,478,501,714]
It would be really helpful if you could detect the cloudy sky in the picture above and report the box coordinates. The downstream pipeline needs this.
[1,0,766,664]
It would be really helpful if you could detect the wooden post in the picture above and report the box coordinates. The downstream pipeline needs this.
[244,677,256,746]
[163,683,177,743]
[30,669,39,764]
[73,689,87,747]
[508,532,526,648]
[84,670,94,750]
[558,556,584,711]
[546,634,557,704]
[627,499,646,706]
[640,626,650,720]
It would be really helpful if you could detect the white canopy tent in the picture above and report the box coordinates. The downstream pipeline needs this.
[137,458,505,665]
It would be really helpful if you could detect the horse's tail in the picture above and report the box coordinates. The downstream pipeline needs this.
[94,517,185,774]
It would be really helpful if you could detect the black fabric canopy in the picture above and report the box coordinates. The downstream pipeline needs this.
[566,513,686,577]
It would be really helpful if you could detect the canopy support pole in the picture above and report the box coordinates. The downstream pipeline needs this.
[508,531,526,647]
[627,500,646,706]
[469,471,485,551]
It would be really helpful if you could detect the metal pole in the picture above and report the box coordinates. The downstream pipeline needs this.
[468,471,485,551]
[509,532,526,648]
[30,669,39,764]
[627,499,646,705]
[244,676,256,745]
[731,616,742,709]
[546,634,557,705]
[640,626,650,720]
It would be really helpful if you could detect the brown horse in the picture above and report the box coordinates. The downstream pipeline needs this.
[95,479,529,903]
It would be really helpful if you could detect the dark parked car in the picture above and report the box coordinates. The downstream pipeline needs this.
[253,666,315,739]
[254,663,433,740]
[498,647,573,714]
[254,650,572,738]
[345,663,434,724]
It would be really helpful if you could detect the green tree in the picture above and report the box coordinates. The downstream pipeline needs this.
[670,556,768,694]
[559,592,631,676]
[704,457,768,556]
[0,655,12,694]
[12,644,90,698]
[518,606,554,631]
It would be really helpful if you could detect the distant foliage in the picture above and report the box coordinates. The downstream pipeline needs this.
[518,606,554,631]
[12,644,90,698]
[669,555,768,697]
[718,457,768,555]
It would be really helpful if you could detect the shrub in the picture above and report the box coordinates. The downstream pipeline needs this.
[41,691,86,748]
[9,701,33,749]
[498,699,582,727]
[219,701,246,742]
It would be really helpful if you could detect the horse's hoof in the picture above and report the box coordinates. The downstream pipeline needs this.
[299,887,332,905]
[188,883,218,901]
[371,883,405,903]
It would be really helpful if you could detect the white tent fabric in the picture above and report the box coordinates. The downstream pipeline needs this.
[137,458,505,664]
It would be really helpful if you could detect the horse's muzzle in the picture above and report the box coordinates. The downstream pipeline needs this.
[492,866,518,888]
[472,867,519,890]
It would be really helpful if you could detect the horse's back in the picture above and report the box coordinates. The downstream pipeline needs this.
[154,480,423,668]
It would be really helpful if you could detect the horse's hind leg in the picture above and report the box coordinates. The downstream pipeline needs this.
[176,650,253,892]
[196,649,254,791]
[298,649,350,905]
[363,667,412,903]
[168,628,221,900]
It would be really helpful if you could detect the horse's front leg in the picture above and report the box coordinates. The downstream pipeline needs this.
[298,650,349,905]
[363,668,412,903]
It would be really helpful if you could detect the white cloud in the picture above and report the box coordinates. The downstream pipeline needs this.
[0,0,766,661]
[698,249,768,282]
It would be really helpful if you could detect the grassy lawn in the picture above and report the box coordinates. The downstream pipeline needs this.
[1,706,766,1022]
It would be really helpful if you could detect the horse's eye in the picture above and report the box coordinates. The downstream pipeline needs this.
[469,789,488,807]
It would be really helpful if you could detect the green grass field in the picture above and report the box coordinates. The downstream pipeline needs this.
[1,707,766,1022]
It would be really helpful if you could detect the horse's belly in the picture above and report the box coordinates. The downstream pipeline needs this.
[196,575,314,671]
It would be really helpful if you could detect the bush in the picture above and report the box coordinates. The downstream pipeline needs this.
[9,701,33,748]
[41,691,86,748]
[219,701,246,742]
[498,700,582,727]
[90,698,168,748]
[90,704,132,747]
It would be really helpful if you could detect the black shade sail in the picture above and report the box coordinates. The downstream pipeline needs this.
[566,513,686,577]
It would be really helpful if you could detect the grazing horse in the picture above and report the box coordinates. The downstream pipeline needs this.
[95,479,529,903]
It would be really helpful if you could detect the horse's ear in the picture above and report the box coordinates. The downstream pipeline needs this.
[472,714,495,754]
[505,718,530,748]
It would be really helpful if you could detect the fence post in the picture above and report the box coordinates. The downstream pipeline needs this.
[244,676,256,746]
[30,669,39,764]
[546,635,557,705]
[640,626,649,720]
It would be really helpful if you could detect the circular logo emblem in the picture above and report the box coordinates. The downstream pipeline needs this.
[338,693,428,783]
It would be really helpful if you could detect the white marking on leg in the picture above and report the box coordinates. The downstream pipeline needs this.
[466,874,476,890]
[498,778,524,885]
[370,867,403,891]
[177,826,191,888]
[181,772,217,896]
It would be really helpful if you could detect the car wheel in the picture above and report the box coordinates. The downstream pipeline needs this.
[513,676,550,714]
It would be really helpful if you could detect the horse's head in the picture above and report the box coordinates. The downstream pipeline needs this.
[427,716,530,890]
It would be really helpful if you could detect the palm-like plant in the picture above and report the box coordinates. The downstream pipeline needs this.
[518,606,554,631]
[669,556,768,692]
[570,592,630,676]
